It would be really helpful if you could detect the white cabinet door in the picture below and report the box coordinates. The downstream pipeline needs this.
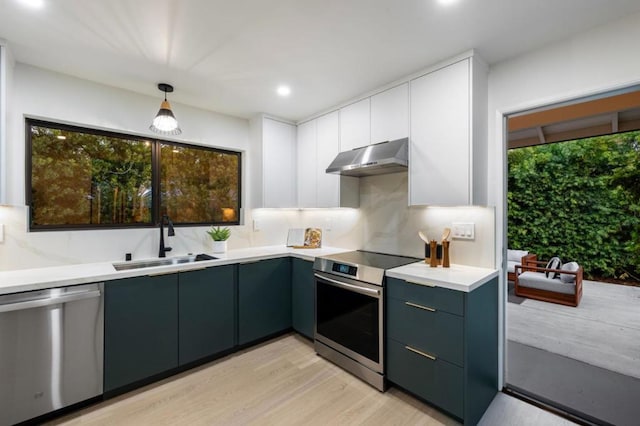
[297,120,317,208]
[262,118,297,208]
[370,83,409,143]
[316,111,340,208]
[339,98,370,151]
[410,59,470,206]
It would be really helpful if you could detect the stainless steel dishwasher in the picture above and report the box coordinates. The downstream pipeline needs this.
[0,283,104,426]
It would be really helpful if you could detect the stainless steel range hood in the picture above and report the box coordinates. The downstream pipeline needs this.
[325,137,408,177]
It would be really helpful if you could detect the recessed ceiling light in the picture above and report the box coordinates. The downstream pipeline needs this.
[17,0,45,9]
[437,0,459,5]
[277,85,291,97]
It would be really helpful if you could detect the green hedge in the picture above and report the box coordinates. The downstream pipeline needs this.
[507,131,640,281]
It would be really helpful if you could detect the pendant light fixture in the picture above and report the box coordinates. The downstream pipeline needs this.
[150,83,182,135]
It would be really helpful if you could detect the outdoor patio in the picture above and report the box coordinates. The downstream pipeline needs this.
[508,279,640,379]
[506,279,640,424]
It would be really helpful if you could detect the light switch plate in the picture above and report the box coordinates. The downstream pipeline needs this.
[452,222,474,240]
[253,219,261,232]
[0,224,4,243]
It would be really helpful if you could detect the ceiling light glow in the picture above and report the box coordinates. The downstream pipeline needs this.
[277,85,291,97]
[18,0,45,9]
[437,0,458,5]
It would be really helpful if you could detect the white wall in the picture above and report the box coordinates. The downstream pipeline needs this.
[487,11,640,387]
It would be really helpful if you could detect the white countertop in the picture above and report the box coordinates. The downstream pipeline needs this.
[387,262,498,292]
[0,246,498,295]
[0,246,352,296]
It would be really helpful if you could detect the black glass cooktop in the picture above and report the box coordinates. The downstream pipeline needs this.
[322,250,420,270]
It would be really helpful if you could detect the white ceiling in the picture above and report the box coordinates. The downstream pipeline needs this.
[2,0,640,121]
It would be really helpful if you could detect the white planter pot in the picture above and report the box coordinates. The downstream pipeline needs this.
[212,240,228,253]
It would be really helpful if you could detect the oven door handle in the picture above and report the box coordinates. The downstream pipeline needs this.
[314,273,380,296]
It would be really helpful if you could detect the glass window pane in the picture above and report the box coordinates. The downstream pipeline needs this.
[30,124,153,227]
[160,144,240,224]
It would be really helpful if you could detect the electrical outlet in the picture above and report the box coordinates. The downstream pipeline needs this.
[253,219,261,232]
[452,222,474,240]
[325,218,333,232]
[0,224,4,243]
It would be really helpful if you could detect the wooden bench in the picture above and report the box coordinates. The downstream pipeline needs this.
[514,261,583,307]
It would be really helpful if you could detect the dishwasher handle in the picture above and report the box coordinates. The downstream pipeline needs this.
[0,289,102,313]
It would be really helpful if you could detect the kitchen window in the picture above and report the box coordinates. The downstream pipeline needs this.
[26,119,241,230]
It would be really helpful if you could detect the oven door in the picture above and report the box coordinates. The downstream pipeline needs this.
[314,271,383,373]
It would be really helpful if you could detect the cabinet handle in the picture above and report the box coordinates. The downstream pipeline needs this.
[147,271,177,277]
[407,280,435,287]
[239,260,261,265]
[183,267,208,272]
[405,345,436,361]
[405,301,436,312]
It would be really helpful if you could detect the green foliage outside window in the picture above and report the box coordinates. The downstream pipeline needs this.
[28,120,241,230]
[160,144,240,223]
[30,125,152,226]
[507,131,640,282]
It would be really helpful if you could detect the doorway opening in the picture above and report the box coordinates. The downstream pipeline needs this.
[505,89,640,425]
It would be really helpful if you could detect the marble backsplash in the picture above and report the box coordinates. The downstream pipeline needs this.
[0,205,362,271]
[359,173,495,268]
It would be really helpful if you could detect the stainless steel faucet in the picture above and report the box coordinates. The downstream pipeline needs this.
[159,214,175,258]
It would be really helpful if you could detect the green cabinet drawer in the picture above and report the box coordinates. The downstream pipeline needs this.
[104,274,179,392]
[387,277,464,316]
[178,265,236,365]
[387,297,464,367]
[238,257,292,345]
[387,338,463,419]
[291,258,314,339]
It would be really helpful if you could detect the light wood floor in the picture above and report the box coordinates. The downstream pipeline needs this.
[47,333,574,426]
[47,334,459,426]
[508,280,640,378]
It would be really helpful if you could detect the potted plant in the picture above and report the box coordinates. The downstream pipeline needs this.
[207,226,231,253]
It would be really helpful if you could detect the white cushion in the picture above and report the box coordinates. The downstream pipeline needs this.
[508,249,529,262]
[518,272,576,295]
[507,260,517,273]
[560,262,580,283]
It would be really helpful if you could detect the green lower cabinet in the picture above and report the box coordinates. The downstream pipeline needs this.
[291,258,314,339]
[238,257,292,345]
[385,277,498,425]
[387,297,464,367]
[387,338,463,418]
[104,273,179,392]
[178,265,236,365]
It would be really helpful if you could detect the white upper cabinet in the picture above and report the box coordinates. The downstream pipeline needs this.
[296,112,359,209]
[339,98,370,151]
[0,43,7,205]
[316,111,341,208]
[296,120,317,208]
[370,83,409,143]
[260,117,297,208]
[409,56,487,206]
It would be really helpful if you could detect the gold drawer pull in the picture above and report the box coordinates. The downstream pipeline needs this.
[405,345,436,361]
[405,301,436,312]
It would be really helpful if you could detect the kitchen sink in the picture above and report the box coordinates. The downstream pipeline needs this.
[112,253,218,271]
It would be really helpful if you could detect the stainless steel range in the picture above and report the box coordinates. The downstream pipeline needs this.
[313,250,420,391]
